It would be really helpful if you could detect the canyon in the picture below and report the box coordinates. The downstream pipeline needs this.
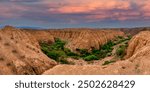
[0,26,150,75]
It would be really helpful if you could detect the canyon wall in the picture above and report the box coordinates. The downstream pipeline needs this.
[48,29,124,51]
[0,26,56,75]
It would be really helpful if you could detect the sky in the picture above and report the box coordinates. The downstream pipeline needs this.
[0,0,150,28]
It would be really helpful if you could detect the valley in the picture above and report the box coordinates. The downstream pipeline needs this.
[0,26,150,75]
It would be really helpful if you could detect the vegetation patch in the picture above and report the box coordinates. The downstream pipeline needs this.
[116,45,127,59]
[40,35,131,64]
[83,55,98,61]
[102,60,116,66]
[40,38,70,64]
[114,35,131,45]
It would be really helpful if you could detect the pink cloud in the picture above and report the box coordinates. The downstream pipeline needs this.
[49,0,131,13]
[1,0,150,22]
[0,3,28,18]
[141,1,150,17]
[47,0,150,21]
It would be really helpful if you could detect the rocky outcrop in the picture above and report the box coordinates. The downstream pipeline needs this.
[0,26,56,75]
[125,31,150,58]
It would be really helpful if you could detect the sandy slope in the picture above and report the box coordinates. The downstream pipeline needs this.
[0,26,56,75]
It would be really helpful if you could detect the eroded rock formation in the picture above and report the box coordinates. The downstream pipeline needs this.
[49,29,124,51]
[0,26,56,75]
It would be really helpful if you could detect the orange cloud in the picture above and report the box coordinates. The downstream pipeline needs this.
[49,0,131,13]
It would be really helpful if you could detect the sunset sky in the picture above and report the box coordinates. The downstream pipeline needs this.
[0,0,150,28]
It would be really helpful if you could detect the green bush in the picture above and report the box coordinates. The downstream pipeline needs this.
[116,45,126,58]
[64,48,78,56]
[91,48,101,54]
[76,48,90,57]
[41,46,49,54]
[50,38,66,50]
[47,50,66,61]
[102,60,116,66]
[117,36,123,39]
[125,35,132,41]
[101,40,114,50]
[84,55,98,61]
[58,57,70,64]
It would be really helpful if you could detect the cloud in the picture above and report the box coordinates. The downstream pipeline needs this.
[0,3,29,18]
[140,0,150,18]
[45,0,150,21]
[0,0,150,26]
[48,0,131,14]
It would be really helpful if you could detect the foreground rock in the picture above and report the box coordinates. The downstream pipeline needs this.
[0,26,56,75]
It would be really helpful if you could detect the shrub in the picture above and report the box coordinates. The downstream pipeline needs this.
[51,38,66,50]
[117,36,123,39]
[94,50,107,59]
[127,35,132,40]
[84,55,98,61]
[76,48,90,57]
[101,40,114,50]
[116,45,126,58]
[58,57,70,64]
[64,48,78,56]
[102,60,116,66]
[91,48,101,54]
[47,50,66,61]
[41,46,49,53]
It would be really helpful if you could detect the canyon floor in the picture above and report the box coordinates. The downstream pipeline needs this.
[0,26,150,75]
